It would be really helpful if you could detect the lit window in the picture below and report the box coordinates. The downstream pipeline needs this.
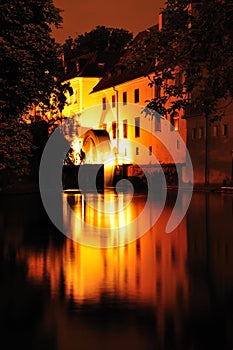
[134,88,139,103]
[112,95,116,108]
[123,119,128,138]
[170,112,179,131]
[102,97,106,110]
[213,125,219,137]
[198,127,203,139]
[123,91,127,105]
[136,147,139,155]
[112,122,117,139]
[135,117,140,137]
[73,89,77,103]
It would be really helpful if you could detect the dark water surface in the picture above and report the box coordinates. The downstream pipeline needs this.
[0,191,233,350]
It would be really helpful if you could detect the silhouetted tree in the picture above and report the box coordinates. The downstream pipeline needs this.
[0,0,67,181]
[63,25,133,59]
[126,0,233,185]
[126,0,233,119]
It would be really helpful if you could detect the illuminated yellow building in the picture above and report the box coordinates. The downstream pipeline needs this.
[88,69,187,168]
[60,52,118,139]
[62,76,100,119]
[61,51,119,115]
[61,27,189,184]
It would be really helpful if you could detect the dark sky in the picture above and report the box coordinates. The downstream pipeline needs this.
[53,0,166,43]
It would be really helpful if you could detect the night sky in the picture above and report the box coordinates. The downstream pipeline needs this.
[53,0,166,43]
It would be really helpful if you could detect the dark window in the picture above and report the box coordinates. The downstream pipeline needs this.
[135,117,140,137]
[155,115,161,131]
[136,147,139,155]
[112,122,117,139]
[102,97,106,110]
[112,95,116,108]
[102,123,107,130]
[123,91,127,105]
[222,124,228,136]
[149,146,152,156]
[192,128,196,139]
[134,88,139,103]
[123,119,128,138]
[155,85,161,98]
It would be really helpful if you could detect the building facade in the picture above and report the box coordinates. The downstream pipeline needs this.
[185,101,233,185]
[61,27,189,185]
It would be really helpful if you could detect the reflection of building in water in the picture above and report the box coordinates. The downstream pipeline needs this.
[3,193,233,348]
[63,192,149,247]
[18,193,189,348]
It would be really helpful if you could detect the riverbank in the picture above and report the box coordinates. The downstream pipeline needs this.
[1,180,233,195]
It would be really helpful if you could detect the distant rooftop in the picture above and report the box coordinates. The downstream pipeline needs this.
[62,50,120,81]
[90,25,158,93]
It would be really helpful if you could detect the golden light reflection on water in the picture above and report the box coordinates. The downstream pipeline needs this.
[3,192,233,349]
[24,192,189,342]
[63,192,145,243]
[62,191,165,247]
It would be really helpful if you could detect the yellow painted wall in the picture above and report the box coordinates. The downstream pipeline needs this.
[62,77,100,119]
[77,74,187,167]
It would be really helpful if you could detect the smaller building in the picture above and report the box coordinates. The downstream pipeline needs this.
[184,99,233,186]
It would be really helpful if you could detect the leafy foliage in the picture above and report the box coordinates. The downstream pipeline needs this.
[0,0,65,181]
[0,119,33,177]
[62,25,133,59]
[128,0,233,119]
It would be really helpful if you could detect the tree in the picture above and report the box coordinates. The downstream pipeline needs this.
[137,0,233,116]
[129,0,233,184]
[0,0,66,182]
[62,25,133,59]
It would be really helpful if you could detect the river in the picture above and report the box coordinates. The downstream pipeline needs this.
[0,190,233,350]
